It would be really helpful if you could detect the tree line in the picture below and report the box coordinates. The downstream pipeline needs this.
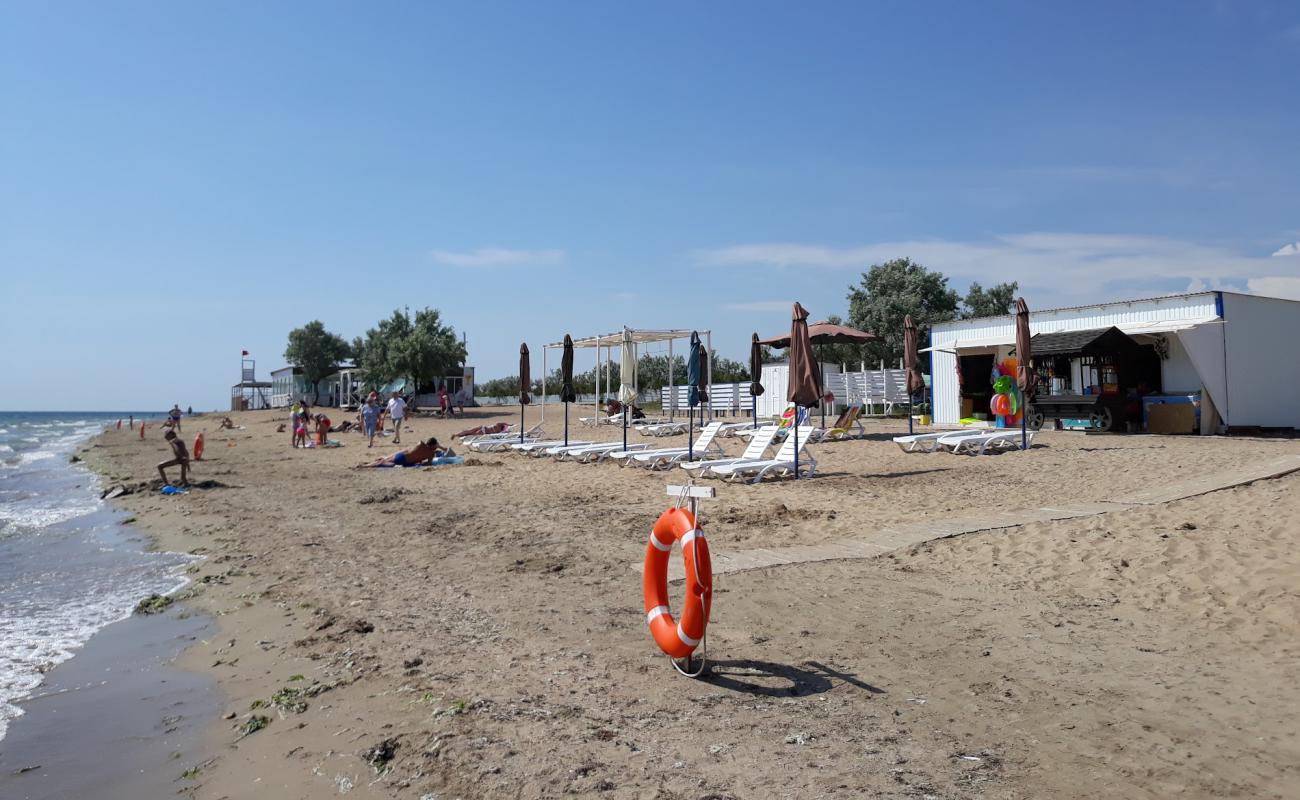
[283,308,466,397]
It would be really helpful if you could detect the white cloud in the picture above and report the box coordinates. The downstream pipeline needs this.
[1247,276,1300,300]
[1273,242,1300,257]
[429,247,564,268]
[695,233,1300,306]
[722,300,793,312]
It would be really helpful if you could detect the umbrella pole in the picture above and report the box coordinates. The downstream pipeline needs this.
[623,406,627,452]
[1021,405,1027,450]
[819,345,825,429]
[752,393,757,429]
[564,402,569,447]
[688,405,694,461]
[793,405,799,480]
[520,403,525,444]
[908,389,914,435]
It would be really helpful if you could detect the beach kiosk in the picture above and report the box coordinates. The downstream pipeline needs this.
[1023,327,1155,432]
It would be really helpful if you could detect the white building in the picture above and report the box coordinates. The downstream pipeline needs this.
[926,291,1300,433]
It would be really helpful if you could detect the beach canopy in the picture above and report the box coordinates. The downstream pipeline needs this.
[519,343,531,405]
[758,320,877,348]
[786,303,821,407]
[560,335,576,403]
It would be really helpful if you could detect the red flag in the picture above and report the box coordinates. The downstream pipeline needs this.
[242,350,249,356]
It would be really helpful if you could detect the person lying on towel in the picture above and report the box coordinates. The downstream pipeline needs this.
[454,422,510,438]
[354,438,450,468]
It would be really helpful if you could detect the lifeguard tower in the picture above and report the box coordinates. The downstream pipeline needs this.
[231,356,272,411]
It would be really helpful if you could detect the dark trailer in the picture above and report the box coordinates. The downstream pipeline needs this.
[1024,326,1160,433]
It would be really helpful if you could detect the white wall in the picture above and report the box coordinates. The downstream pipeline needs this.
[1160,335,1204,393]
[1222,293,1300,429]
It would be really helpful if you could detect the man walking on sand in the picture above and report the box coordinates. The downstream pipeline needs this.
[387,392,406,444]
[157,428,190,486]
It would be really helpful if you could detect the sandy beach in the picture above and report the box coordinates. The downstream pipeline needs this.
[58,408,1300,799]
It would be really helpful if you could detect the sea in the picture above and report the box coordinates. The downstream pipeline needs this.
[0,411,198,743]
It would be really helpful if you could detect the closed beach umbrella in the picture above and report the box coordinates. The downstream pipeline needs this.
[786,302,821,480]
[1015,298,1034,450]
[687,331,706,460]
[519,342,531,443]
[619,329,637,450]
[561,334,576,445]
[748,332,764,429]
[904,315,924,434]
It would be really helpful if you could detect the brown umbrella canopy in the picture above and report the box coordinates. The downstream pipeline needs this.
[903,315,925,395]
[759,320,877,348]
[786,303,822,407]
[560,334,577,403]
[519,343,531,405]
[1015,298,1035,396]
[748,333,765,397]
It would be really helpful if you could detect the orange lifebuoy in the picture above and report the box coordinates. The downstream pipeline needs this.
[642,508,713,659]
[193,432,204,460]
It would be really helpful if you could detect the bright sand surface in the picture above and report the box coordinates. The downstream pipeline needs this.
[64,408,1300,799]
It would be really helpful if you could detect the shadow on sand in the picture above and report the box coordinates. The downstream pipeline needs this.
[703,659,885,698]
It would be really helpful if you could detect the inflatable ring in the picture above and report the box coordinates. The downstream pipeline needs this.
[193,432,205,460]
[642,508,713,659]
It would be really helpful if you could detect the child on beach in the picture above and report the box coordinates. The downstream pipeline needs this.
[314,413,331,446]
[157,428,190,486]
[361,396,380,448]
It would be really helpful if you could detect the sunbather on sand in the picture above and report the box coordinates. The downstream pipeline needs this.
[455,422,510,438]
[218,417,236,430]
[354,437,450,468]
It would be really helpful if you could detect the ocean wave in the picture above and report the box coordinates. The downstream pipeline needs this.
[18,451,56,465]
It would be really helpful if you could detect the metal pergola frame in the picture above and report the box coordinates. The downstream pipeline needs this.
[541,328,713,422]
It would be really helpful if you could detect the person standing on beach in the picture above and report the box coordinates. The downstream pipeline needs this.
[387,392,406,444]
[169,404,182,432]
[361,395,380,448]
[157,428,190,486]
[289,402,302,446]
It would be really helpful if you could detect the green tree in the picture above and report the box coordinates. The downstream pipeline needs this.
[846,258,960,365]
[961,281,1019,319]
[356,308,467,393]
[284,321,351,401]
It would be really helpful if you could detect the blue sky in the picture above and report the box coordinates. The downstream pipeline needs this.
[2,1,1298,410]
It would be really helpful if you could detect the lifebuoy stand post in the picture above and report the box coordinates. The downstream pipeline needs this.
[663,483,715,677]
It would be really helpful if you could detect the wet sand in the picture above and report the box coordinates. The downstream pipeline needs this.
[0,608,219,800]
[72,408,1300,798]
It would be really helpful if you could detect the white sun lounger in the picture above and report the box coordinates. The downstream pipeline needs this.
[547,440,652,461]
[624,422,727,470]
[460,423,542,445]
[510,438,594,455]
[467,434,545,453]
[706,426,817,483]
[680,426,780,474]
[636,420,689,437]
[893,430,969,452]
[943,430,1036,455]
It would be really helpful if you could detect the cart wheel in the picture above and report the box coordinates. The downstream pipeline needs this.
[1027,409,1046,431]
[1089,407,1114,432]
